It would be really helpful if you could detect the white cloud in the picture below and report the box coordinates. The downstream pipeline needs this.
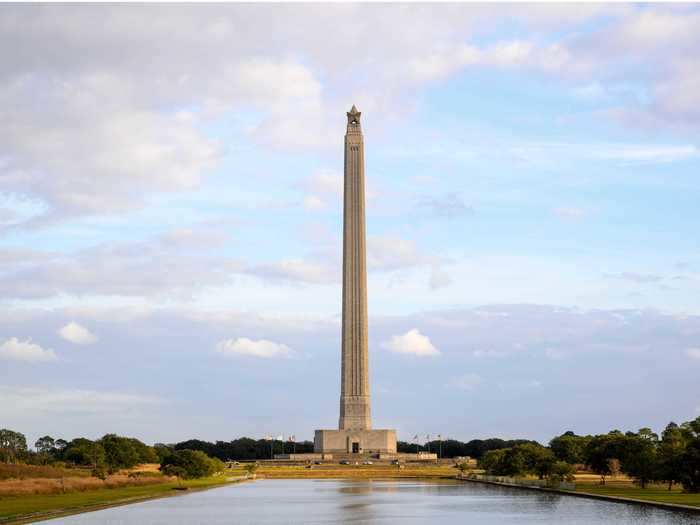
[0,386,161,415]
[0,337,57,362]
[382,329,440,357]
[429,266,452,290]
[449,373,483,391]
[216,337,292,358]
[58,321,98,345]
[299,170,343,211]
[303,195,326,211]
[572,82,608,100]
[0,227,241,300]
[247,259,337,285]
[473,349,508,359]
[303,171,343,196]
[368,236,435,271]
[554,207,586,220]
[608,272,664,284]
[687,348,700,360]
[544,348,566,360]
[420,193,472,220]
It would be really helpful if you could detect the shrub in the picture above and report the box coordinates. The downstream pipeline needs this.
[160,450,223,479]
[547,461,575,488]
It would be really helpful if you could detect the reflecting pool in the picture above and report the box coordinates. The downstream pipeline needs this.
[41,479,699,524]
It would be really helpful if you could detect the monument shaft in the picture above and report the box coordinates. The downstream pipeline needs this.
[339,105,371,431]
[313,106,395,456]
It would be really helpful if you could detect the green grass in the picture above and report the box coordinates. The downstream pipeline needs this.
[574,482,700,508]
[0,475,235,524]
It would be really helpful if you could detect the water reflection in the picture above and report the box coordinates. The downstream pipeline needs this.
[41,479,699,525]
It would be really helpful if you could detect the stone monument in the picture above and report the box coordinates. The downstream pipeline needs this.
[314,106,397,456]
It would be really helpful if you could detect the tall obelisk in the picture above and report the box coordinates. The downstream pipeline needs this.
[313,106,395,456]
[339,105,371,430]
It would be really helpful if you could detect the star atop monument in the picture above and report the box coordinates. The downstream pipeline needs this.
[347,104,361,125]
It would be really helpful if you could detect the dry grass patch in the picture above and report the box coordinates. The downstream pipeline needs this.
[0,464,88,481]
[0,473,170,497]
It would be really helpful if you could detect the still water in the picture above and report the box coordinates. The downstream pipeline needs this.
[42,479,699,524]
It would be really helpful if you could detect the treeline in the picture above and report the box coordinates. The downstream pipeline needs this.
[0,430,315,466]
[0,431,159,474]
[477,417,700,493]
[397,438,540,459]
[171,438,314,460]
[0,430,224,480]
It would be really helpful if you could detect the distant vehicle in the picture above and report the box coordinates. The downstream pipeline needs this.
[362,460,373,465]
[314,461,322,465]
[339,460,351,465]
[391,459,401,465]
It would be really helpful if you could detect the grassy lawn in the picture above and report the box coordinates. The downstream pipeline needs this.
[0,475,235,524]
[574,481,700,507]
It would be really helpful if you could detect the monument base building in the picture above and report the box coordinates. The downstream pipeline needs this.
[314,429,396,455]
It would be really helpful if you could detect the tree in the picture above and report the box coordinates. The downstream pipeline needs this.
[160,449,224,479]
[35,436,55,454]
[621,428,658,489]
[517,443,556,479]
[0,429,28,463]
[607,458,621,479]
[479,449,507,474]
[54,439,68,456]
[547,461,575,488]
[64,438,106,467]
[656,423,687,490]
[162,464,187,487]
[584,431,626,485]
[99,434,146,472]
[678,417,700,493]
[680,438,700,493]
[154,443,174,463]
[479,443,556,478]
[34,436,56,465]
[549,432,589,464]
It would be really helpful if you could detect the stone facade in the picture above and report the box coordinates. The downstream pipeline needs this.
[315,429,396,455]
[314,106,397,455]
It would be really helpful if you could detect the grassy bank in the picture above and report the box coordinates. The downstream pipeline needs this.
[574,481,700,508]
[0,475,236,524]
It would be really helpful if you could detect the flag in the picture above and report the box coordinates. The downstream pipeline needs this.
[413,434,418,441]
[288,435,296,442]
[438,434,442,440]
[426,434,430,441]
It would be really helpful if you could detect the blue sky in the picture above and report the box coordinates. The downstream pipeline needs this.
[1,4,699,446]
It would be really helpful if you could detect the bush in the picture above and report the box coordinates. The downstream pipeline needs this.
[160,449,223,479]
[547,461,575,488]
